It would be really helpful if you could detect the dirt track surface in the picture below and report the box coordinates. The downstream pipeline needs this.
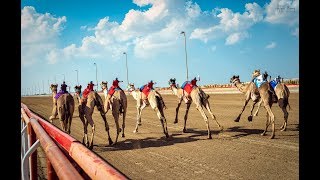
[21,92,299,180]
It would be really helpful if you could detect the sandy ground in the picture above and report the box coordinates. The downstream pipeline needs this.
[21,91,299,180]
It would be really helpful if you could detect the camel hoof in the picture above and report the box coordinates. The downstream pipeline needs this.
[174,120,178,124]
[122,134,125,138]
[208,135,212,139]
[219,126,224,131]
[234,117,240,122]
[183,129,187,133]
[248,116,253,122]
[270,135,275,139]
[108,138,113,145]
[88,144,93,150]
[261,133,266,136]
[133,130,138,133]
[280,128,286,132]
[165,134,169,138]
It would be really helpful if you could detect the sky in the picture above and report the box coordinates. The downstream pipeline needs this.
[21,0,299,95]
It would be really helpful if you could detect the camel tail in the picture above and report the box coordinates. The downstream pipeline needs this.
[64,102,70,121]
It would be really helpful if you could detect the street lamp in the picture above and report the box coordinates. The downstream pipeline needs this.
[180,31,189,81]
[123,52,129,85]
[93,62,98,91]
[75,70,79,85]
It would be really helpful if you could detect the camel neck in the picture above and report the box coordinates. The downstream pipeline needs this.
[234,81,247,93]
[130,90,139,101]
[170,85,178,95]
[103,89,108,100]
[52,91,57,97]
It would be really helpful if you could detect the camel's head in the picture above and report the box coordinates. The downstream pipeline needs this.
[127,83,135,92]
[168,78,176,87]
[74,85,82,94]
[100,81,108,90]
[50,84,58,92]
[230,75,240,84]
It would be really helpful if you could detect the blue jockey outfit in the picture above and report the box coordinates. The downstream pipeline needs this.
[253,74,267,88]
[269,76,281,89]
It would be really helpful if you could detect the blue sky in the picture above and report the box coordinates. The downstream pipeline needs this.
[21,0,299,95]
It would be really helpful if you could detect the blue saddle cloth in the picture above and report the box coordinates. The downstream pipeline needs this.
[269,79,279,89]
[139,85,146,91]
[181,81,190,89]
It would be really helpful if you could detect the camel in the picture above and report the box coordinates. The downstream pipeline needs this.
[230,71,291,131]
[168,78,223,139]
[127,83,169,138]
[255,72,291,131]
[230,75,277,139]
[101,81,128,145]
[49,84,75,134]
[228,77,262,122]
[74,85,113,149]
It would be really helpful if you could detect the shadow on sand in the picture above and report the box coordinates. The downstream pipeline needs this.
[93,128,222,152]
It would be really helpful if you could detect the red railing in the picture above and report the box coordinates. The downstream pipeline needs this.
[21,103,128,180]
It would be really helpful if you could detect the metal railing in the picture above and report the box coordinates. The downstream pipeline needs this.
[21,103,128,180]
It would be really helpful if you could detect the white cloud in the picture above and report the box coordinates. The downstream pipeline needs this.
[21,6,66,66]
[265,42,277,49]
[190,2,263,44]
[25,0,298,65]
[225,32,248,45]
[265,0,299,25]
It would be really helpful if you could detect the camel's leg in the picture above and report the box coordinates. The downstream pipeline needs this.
[278,98,289,131]
[183,103,191,133]
[154,106,169,138]
[253,98,263,116]
[196,104,212,139]
[49,101,58,123]
[99,109,113,145]
[204,101,223,130]
[261,114,271,136]
[67,111,73,134]
[78,106,87,146]
[112,102,121,145]
[84,113,95,149]
[134,102,146,133]
[122,110,126,138]
[174,98,183,124]
[248,101,259,122]
[263,105,275,139]
[235,99,250,122]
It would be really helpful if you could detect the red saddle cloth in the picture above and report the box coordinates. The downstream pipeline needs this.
[142,86,151,98]
[82,88,92,98]
[183,83,193,95]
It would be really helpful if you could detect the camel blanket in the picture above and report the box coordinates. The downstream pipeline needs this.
[142,85,151,98]
[269,79,280,89]
[108,87,122,96]
[82,88,93,98]
[181,81,193,94]
[54,90,68,99]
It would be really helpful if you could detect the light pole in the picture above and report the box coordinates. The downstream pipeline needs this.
[180,31,189,81]
[94,62,98,91]
[75,70,79,85]
[123,52,129,85]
